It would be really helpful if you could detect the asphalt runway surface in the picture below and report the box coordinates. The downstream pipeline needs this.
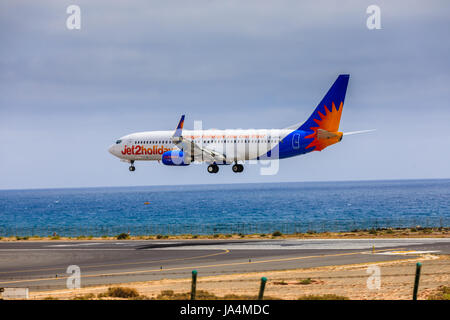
[0,238,449,291]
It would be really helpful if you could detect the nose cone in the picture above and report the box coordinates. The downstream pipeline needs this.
[108,145,116,155]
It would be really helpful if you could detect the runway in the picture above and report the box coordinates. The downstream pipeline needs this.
[0,238,449,291]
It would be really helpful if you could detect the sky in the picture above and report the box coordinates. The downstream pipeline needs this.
[0,0,449,189]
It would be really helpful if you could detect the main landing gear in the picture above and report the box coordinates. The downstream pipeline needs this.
[207,164,244,173]
[232,164,244,173]
[207,164,219,174]
[129,160,136,172]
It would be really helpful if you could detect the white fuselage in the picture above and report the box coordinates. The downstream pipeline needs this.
[108,129,292,163]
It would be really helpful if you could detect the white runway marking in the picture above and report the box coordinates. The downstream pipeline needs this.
[47,243,104,247]
[375,250,440,255]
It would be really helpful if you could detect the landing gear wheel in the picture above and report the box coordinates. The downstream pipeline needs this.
[128,160,135,172]
[232,164,243,173]
[208,164,219,173]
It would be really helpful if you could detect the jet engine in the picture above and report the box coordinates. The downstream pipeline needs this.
[161,150,190,166]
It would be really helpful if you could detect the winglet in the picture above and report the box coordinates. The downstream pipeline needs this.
[173,115,185,142]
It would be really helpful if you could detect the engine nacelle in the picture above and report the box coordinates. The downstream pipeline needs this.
[161,150,190,166]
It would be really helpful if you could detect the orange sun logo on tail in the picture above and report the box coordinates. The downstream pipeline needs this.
[305,101,343,151]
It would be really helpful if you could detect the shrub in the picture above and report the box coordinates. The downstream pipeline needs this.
[117,233,130,240]
[105,287,139,298]
[50,235,60,240]
[298,278,313,285]
[272,231,282,237]
[368,229,377,235]
[156,290,188,300]
[156,234,164,239]
[428,286,450,300]
[160,290,174,297]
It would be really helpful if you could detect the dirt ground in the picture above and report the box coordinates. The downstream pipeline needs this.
[29,254,450,300]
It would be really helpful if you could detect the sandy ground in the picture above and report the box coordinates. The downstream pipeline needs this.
[29,254,450,300]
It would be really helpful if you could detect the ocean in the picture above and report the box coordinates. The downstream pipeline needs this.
[0,179,449,236]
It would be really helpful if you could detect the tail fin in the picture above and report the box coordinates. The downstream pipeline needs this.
[298,74,349,132]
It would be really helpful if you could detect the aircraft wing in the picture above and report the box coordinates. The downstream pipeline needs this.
[171,115,227,163]
[177,138,227,163]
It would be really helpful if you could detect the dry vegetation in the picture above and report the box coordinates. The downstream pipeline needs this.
[2,227,449,242]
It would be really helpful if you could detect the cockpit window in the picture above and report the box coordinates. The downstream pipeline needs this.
[115,140,122,144]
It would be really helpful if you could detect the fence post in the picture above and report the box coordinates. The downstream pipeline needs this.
[412,262,422,300]
[191,270,198,300]
[258,277,267,300]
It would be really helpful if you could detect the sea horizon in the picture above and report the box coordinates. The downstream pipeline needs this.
[1,177,449,192]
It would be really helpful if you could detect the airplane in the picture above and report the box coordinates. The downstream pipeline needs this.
[108,74,374,173]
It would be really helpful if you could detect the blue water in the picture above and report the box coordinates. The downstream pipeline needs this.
[0,179,449,236]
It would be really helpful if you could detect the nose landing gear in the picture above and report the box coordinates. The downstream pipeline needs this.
[129,160,136,172]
